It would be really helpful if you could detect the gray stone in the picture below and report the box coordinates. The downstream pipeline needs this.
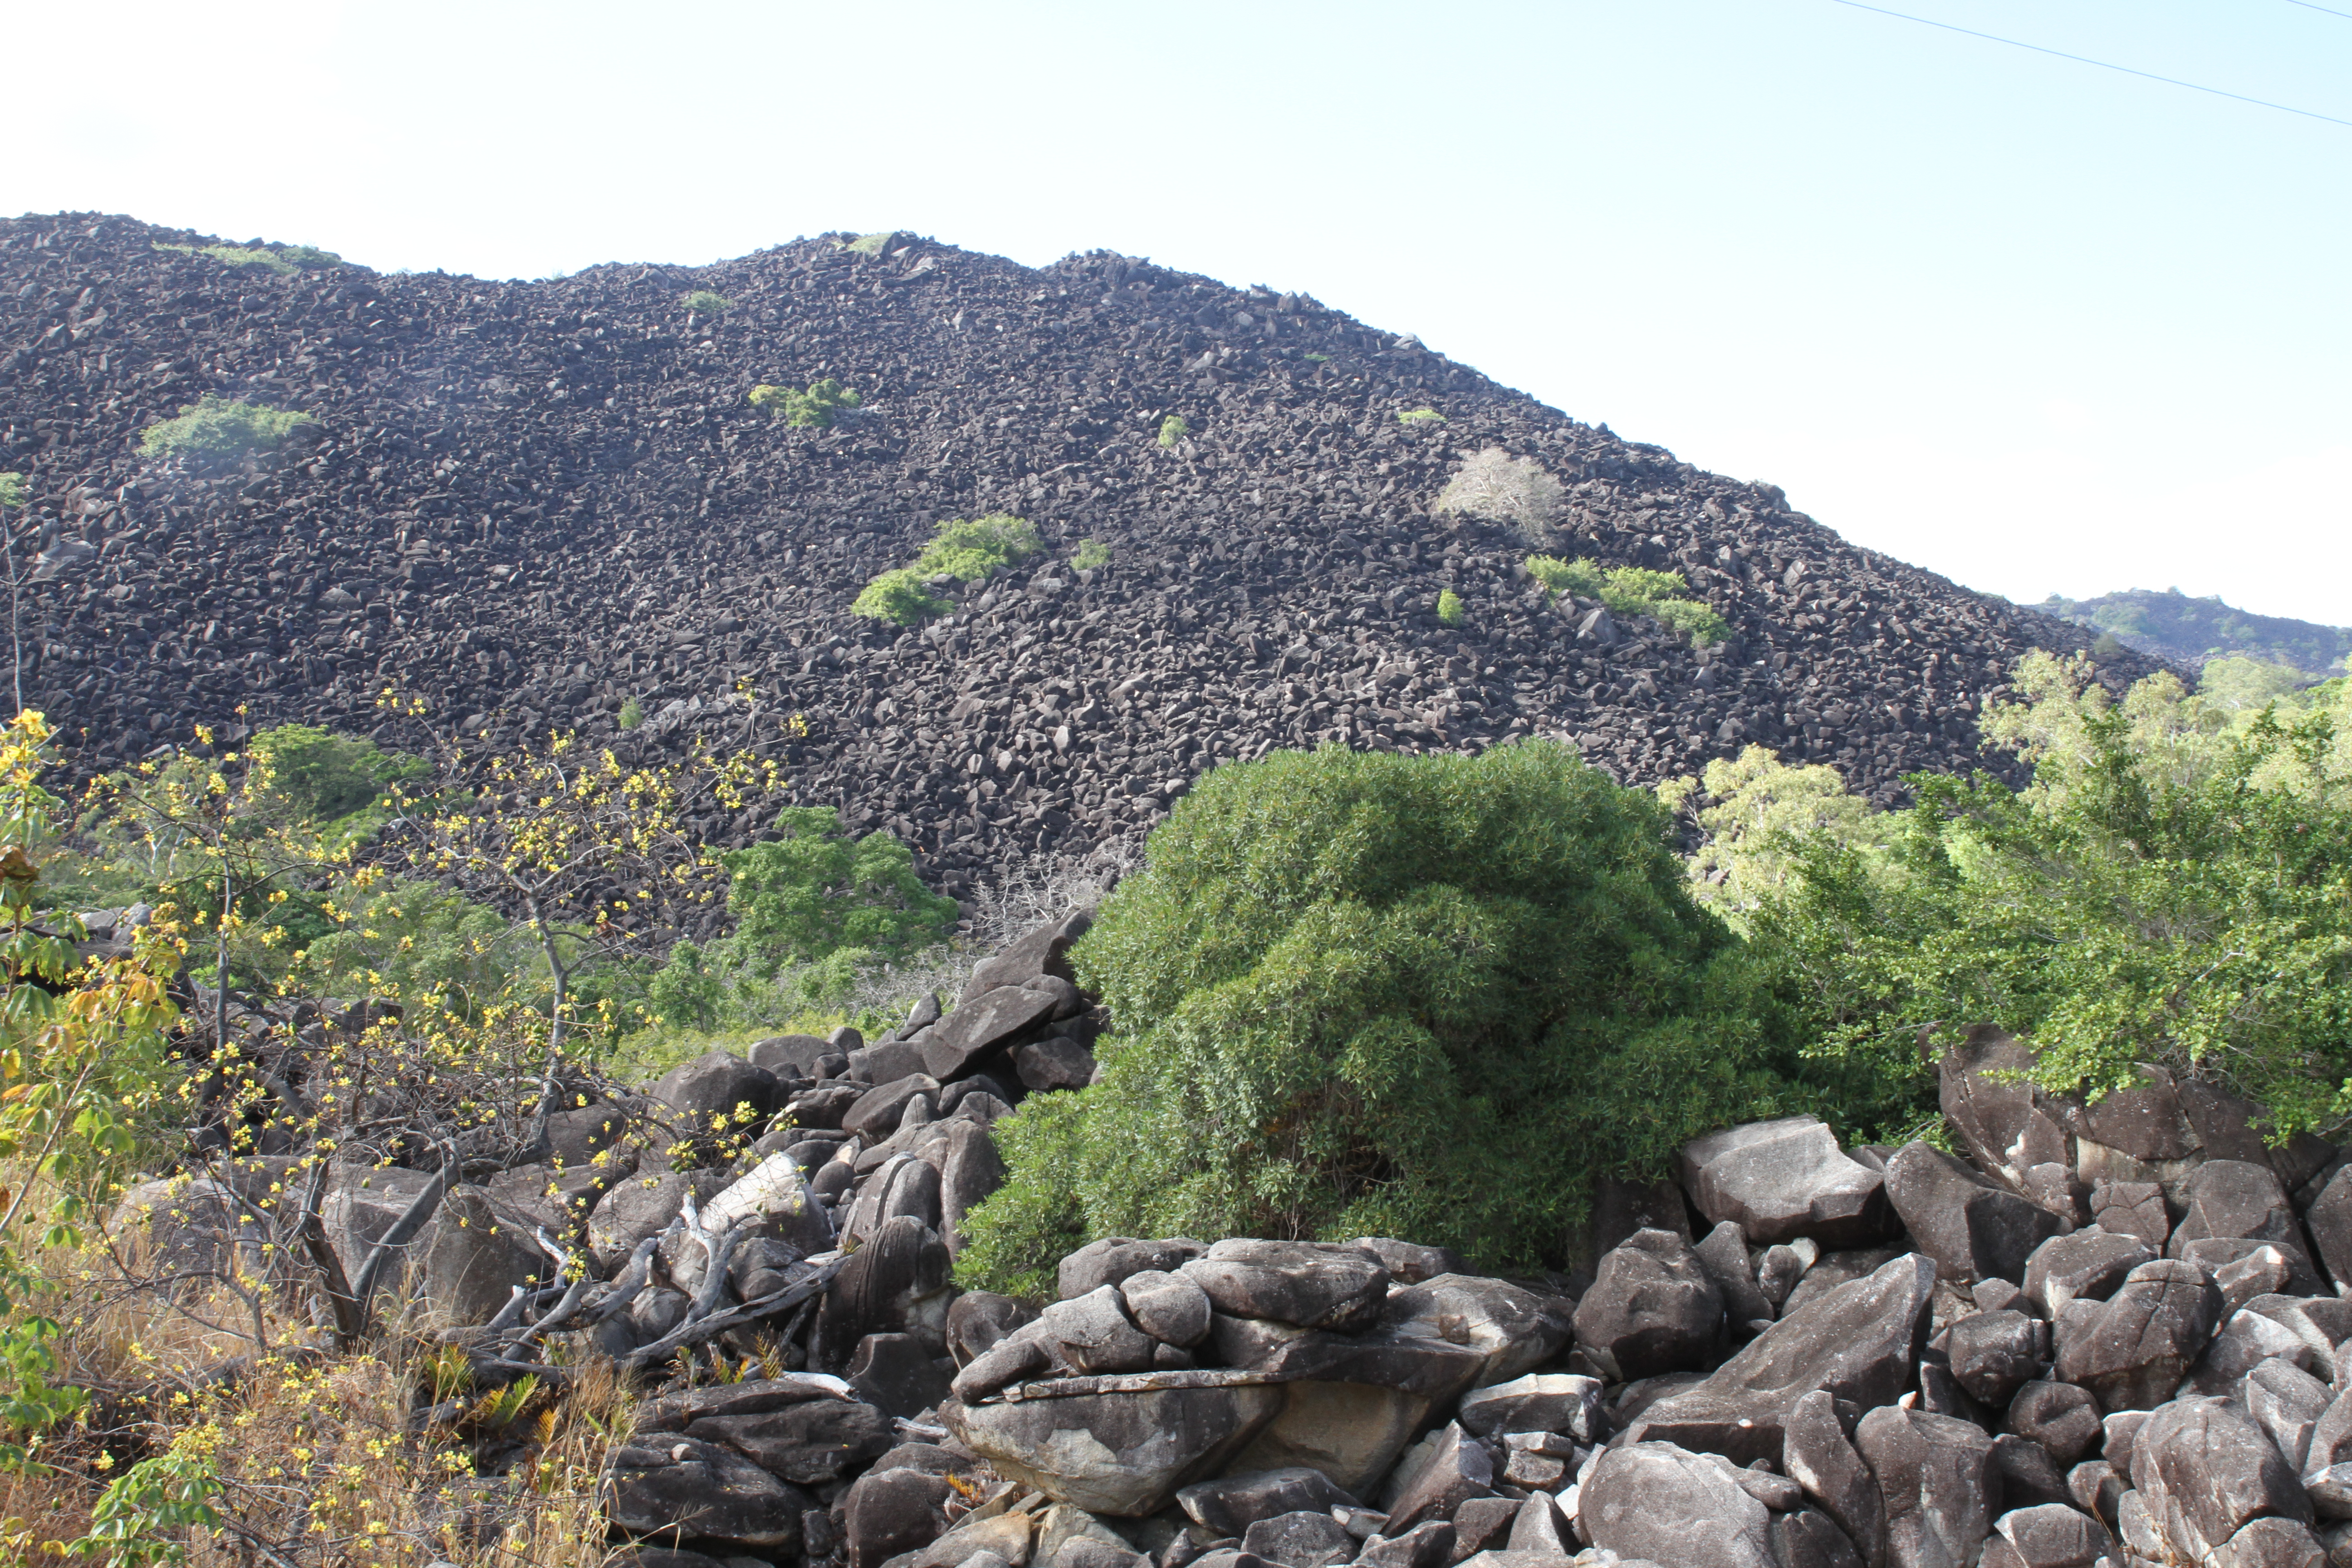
[1119,1269,1211,1348]
[1182,1240,1389,1333]
[603,1435,812,1550]
[748,1033,833,1078]
[937,1119,1007,1257]
[1348,1237,1467,1284]
[1034,1287,1156,1377]
[2182,1236,2330,1302]
[808,1215,954,1372]
[946,1289,1036,1367]
[949,1382,1285,1517]
[1854,1405,1998,1568]
[843,1465,956,1568]
[846,1332,954,1421]
[654,1050,784,1130]
[1058,1237,1208,1301]
[843,1075,943,1139]
[2130,1396,2313,1560]
[961,910,1091,1002]
[633,1377,895,1486]
[1352,1522,1454,1568]
[1677,1116,1892,1248]
[1979,1504,2112,1568]
[1580,1441,1779,1568]
[2004,1381,2103,1469]
[1693,1220,1777,1333]
[2170,1160,2314,1268]
[921,985,1062,1080]
[2305,1165,2352,1295]
[2186,1307,2316,1397]
[1238,1512,1352,1568]
[2300,1387,2352,1517]
[587,1169,728,1273]
[1623,1253,1936,1466]
[1784,1389,1891,1568]
[1945,1309,2041,1408]
[2021,1230,2155,1318]
[2088,1181,2169,1249]
[1774,1509,1868,1568]
[1175,1466,1361,1535]
[2051,1258,2224,1413]
[417,1185,548,1329]
[2246,1357,2333,1475]
[1015,1037,1097,1092]
[1883,1141,2061,1285]
[1378,1273,1576,1387]
[1569,1228,1722,1382]
[1940,1026,2075,1194]
[1457,1372,1605,1442]
[1991,1432,2073,1512]
[1381,1421,1492,1532]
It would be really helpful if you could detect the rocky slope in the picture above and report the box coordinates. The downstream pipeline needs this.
[0,213,2158,899]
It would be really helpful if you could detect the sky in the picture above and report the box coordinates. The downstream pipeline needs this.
[9,0,2350,626]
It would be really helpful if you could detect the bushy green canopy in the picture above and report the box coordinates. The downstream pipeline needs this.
[957,741,1803,1296]
[719,807,959,965]
[138,396,315,459]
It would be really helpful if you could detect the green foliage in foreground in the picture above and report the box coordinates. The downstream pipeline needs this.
[1072,538,1112,571]
[152,241,341,274]
[1158,415,1189,448]
[845,231,897,255]
[750,378,862,428]
[1526,554,1730,644]
[853,514,1042,625]
[1436,589,1465,627]
[248,722,430,828]
[617,696,645,730]
[957,743,1816,1294]
[1397,407,1446,424]
[0,474,26,510]
[684,289,735,314]
[1725,652,2352,1138]
[138,396,316,459]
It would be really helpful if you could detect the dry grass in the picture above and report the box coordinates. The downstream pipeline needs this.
[0,1195,640,1567]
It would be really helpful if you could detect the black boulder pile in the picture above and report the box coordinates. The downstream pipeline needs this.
[0,213,2161,898]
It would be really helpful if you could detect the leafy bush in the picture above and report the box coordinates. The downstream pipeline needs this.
[247,722,428,827]
[1072,538,1112,571]
[854,514,1041,625]
[957,743,1805,1293]
[2200,654,2308,712]
[750,378,862,427]
[684,289,735,314]
[152,241,340,274]
[1397,408,1445,424]
[1158,415,1190,448]
[1305,352,1332,363]
[1437,588,1465,627]
[845,231,897,255]
[1435,447,1563,539]
[1740,651,2352,1138]
[1526,554,1728,643]
[617,696,645,730]
[138,395,316,459]
[852,568,951,627]
[1658,746,1888,930]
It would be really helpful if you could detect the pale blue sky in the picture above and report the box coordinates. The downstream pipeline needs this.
[11,1,2349,625]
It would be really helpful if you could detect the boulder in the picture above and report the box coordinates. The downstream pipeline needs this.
[1379,1274,1575,1386]
[2169,1160,2313,1267]
[846,1332,955,1421]
[2087,1180,2169,1248]
[633,1376,895,1486]
[2300,1386,2352,1517]
[1240,1511,1354,1568]
[1032,1286,1157,1376]
[1677,1116,1893,1248]
[2245,1357,2332,1475]
[701,1150,834,1257]
[416,1185,547,1329]
[588,1169,727,1274]
[843,1075,943,1139]
[1058,1236,1209,1300]
[1624,1252,1936,1466]
[1570,1228,1722,1381]
[1381,1421,1492,1532]
[1349,1237,1468,1284]
[949,1381,1284,1516]
[1939,1028,2075,1193]
[748,1033,833,1078]
[1352,1523,1455,1568]
[2130,1396,2313,1562]
[946,1290,1037,1367]
[1853,1405,1999,1568]
[1883,1141,2062,1284]
[1977,1504,2112,1568]
[1783,1389,1890,1568]
[2185,1308,2316,1397]
[1014,1037,1097,1092]
[1456,1372,1605,1442]
[2021,1229,2154,1318]
[921,986,1061,1081]
[603,1434,812,1550]
[653,1050,784,1130]
[2004,1382,2103,1469]
[1175,1467,1361,1536]
[808,1215,954,1372]
[1693,1220,1777,1334]
[937,1119,1008,1257]
[1182,1240,1389,1332]
[843,1463,956,1568]
[1580,1441,1780,1568]
[961,910,1091,1000]
[485,1160,614,1243]
[1945,1309,2041,1408]
[1120,1269,1211,1348]
[2052,1258,2224,1413]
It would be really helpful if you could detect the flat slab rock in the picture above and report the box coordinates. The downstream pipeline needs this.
[1677,1114,1893,1249]
[947,1381,1285,1516]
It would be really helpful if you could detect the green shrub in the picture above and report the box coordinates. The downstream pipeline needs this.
[138,395,316,459]
[153,241,340,274]
[1436,589,1465,627]
[684,289,735,314]
[617,696,645,730]
[750,378,862,427]
[852,568,950,627]
[247,722,429,826]
[1397,408,1445,424]
[1305,353,1332,363]
[845,231,897,255]
[1525,554,1728,643]
[853,514,1041,625]
[1072,538,1112,571]
[956,743,1804,1293]
[1158,415,1190,448]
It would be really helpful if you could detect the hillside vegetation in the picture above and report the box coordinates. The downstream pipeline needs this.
[2040,585,2352,676]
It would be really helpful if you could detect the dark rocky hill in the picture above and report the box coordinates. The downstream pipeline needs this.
[2038,586,2351,677]
[0,212,2156,901]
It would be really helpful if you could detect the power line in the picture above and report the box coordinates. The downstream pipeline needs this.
[2283,0,2352,21]
[1824,0,2352,128]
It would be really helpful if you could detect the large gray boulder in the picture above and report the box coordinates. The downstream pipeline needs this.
[2168,1159,2316,1270]
[1580,1441,1781,1568]
[961,909,1091,1001]
[948,1381,1284,1516]
[587,1169,728,1274]
[1854,1405,1999,1568]
[1783,1389,1890,1568]
[652,1050,784,1130]
[2051,1258,2223,1413]
[2020,1230,2153,1318]
[2129,1396,2314,1563]
[1570,1228,1723,1381]
[1182,1240,1390,1332]
[634,1377,896,1488]
[1977,1504,2113,1568]
[603,1434,812,1550]
[416,1185,548,1329]
[1058,1236,1209,1299]
[920,985,1060,1080]
[1175,1467,1361,1537]
[1379,1274,1575,1387]
[1883,1141,2061,1285]
[1623,1252,1936,1466]
[1678,1116,1893,1248]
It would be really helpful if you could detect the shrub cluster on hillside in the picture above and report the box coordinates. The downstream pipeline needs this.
[137,395,315,459]
[1527,553,1731,644]
[853,513,1043,625]
[748,376,860,427]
